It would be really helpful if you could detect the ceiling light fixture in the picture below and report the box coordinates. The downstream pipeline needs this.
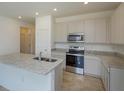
[84,1,88,4]
[35,12,39,16]
[53,8,57,11]
[18,16,22,19]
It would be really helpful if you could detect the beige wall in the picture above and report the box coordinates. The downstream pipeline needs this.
[0,16,35,55]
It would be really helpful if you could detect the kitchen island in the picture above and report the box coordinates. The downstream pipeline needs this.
[0,53,64,91]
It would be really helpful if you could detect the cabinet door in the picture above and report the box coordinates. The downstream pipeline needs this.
[111,14,116,44]
[101,63,109,91]
[119,4,124,44]
[110,68,124,91]
[111,4,124,44]
[84,19,95,43]
[114,8,121,44]
[68,21,84,33]
[55,22,67,42]
[84,57,101,76]
[95,18,107,43]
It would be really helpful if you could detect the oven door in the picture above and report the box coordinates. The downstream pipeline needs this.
[66,53,84,68]
[66,53,84,74]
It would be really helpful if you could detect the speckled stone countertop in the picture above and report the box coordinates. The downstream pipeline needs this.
[51,49,67,55]
[85,51,124,70]
[0,53,64,75]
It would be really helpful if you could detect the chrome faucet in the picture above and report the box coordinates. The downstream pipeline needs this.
[39,52,42,61]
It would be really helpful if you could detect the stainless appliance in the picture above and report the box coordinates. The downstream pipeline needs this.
[66,46,84,75]
[67,33,84,42]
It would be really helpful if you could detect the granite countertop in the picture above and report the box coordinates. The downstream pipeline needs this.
[52,49,67,55]
[85,51,124,70]
[0,53,64,75]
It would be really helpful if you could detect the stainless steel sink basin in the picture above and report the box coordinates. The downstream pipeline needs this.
[33,57,57,62]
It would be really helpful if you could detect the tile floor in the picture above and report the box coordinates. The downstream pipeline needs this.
[62,71,105,91]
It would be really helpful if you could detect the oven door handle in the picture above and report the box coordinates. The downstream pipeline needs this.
[66,53,84,56]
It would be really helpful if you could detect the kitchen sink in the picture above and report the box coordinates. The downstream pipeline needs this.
[33,57,57,62]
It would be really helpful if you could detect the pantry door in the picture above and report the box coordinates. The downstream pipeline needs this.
[20,27,31,54]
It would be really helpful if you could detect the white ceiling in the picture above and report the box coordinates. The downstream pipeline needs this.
[0,2,120,24]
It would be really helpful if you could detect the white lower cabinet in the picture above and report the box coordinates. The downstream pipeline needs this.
[85,56,110,91]
[84,56,101,77]
[109,68,124,91]
[101,63,109,91]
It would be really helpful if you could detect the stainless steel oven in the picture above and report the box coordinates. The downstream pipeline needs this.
[66,46,84,75]
[67,33,84,42]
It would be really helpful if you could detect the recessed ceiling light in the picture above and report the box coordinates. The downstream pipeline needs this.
[84,1,88,4]
[35,12,39,16]
[18,16,22,19]
[53,8,57,11]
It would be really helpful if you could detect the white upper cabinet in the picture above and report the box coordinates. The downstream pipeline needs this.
[55,22,68,42]
[111,7,121,44]
[95,18,107,43]
[55,18,110,43]
[111,3,124,44]
[118,4,124,44]
[68,21,84,33]
[84,18,108,43]
[84,19,95,43]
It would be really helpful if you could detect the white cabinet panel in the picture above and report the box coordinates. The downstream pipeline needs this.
[54,63,63,90]
[111,8,121,44]
[95,18,107,43]
[118,4,124,44]
[111,4,124,44]
[84,56,101,77]
[110,68,124,91]
[110,14,116,43]
[84,19,95,43]
[101,63,109,91]
[84,18,108,43]
[55,23,67,42]
[68,21,84,33]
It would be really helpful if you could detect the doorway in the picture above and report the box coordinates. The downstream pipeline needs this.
[20,27,31,54]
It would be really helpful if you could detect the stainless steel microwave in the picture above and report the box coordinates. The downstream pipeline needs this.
[67,33,84,42]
